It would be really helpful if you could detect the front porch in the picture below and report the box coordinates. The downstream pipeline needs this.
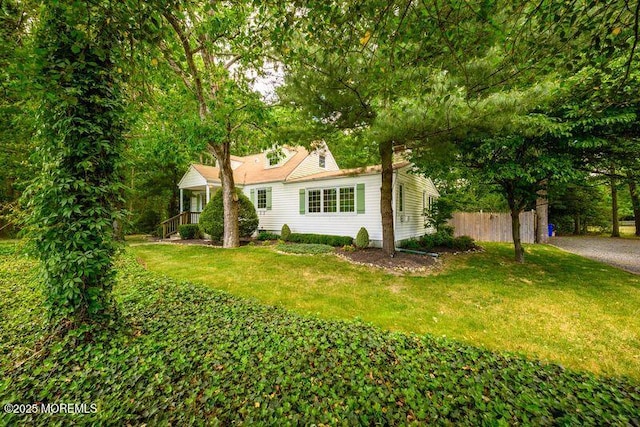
[161,186,218,239]
[161,211,202,239]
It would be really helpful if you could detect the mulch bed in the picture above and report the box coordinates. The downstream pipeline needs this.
[159,238,253,246]
[336,247,438,273]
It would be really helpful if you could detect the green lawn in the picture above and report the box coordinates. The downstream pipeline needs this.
[130,240,640,379]
[2,240,639,425]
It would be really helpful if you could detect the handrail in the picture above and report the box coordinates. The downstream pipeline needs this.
[160,211,201,238]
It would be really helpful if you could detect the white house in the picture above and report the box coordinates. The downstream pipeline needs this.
[171,145,439,247]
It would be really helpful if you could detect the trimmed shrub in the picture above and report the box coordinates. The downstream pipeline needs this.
[420,229,455,250]
[179,224,201,240]
[257,231,279,241]
[400,239,422,251]
[354,227,369,249]
[288,233,353,247]
[280,224,292,241]
[276,243,335,254]
[199,189,259,242]
[452,235,475,251]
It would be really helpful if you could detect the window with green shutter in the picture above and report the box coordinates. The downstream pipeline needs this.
[299,189,305,214]
[356,183,365,214]
[266,187,272,210]
[300,185,363,214]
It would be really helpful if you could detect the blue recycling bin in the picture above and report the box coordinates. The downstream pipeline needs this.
[548,224,555,237]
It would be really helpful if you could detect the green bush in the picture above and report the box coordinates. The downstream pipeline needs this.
[257,231,279,241]
[199,189,259,241]
[420,229,455,250]
[178,224,201,240]
[276,243,335,254]
[280,224,292,241]
[354,227,369,249]
[452,235,476,251]
[288,233,353,247]
[400,238,422,251]
[2,252,639,425]
[134,210,162,234]
[402,230,476,252]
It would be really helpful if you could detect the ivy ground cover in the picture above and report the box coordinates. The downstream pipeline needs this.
[1,240,639,425]
[130,241,640,380]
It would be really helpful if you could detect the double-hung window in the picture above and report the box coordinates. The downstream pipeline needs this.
[323,189,337,212]
[307,186,355,213]
[308,189,321,213]
[257,189,267,210]
[339,187,355,212]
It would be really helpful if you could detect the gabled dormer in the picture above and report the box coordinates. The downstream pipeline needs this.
[286,142,339,180]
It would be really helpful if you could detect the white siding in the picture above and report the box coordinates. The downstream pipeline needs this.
[178,166,207,189]
[243,174,383,245]
[393,167,440,242]
[287,149,340,180]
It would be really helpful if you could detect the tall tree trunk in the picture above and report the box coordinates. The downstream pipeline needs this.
[627,177,640,237]
[510,208,525,263]
[212,143,239,248]
[507,189,524,263]
[535,185,548,243]
[611,174,620,237]
[379,139,395,257]
[573,214,581,235]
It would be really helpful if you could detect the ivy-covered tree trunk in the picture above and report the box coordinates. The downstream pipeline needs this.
[380,139,395,257]
[627,177,640,237]
[24,2,125,326]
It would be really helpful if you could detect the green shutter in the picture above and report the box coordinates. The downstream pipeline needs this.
[299,189,306,214]
[266,187,272,210]
[356,183,365,214]
[250,189,255,206]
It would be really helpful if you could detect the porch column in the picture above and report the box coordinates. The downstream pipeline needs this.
[205,185,210,204]
[179,188,184,213]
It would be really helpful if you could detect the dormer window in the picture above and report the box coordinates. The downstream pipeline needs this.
[319,155,326,168]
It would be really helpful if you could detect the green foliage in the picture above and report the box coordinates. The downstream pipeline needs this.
[276,243,335,254]
[280,224,291,241]
[20,2,128,323]
[400,239,422,251]
[199,190,259,241]
[257,231,279,241]
[178,224,201,240]
[452,236,476,251]
[426,198,455,231]
[133,210,162,235]
[354,227,369,249]
[549,177,610,235]
[400,230,476,252]
[2,251,639,425]
[288,233,353,247]
[0,1,38,236]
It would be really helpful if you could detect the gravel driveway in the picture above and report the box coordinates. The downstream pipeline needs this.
[549,236,640,274]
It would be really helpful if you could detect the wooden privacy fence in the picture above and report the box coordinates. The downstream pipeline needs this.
[449,211,536,243]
